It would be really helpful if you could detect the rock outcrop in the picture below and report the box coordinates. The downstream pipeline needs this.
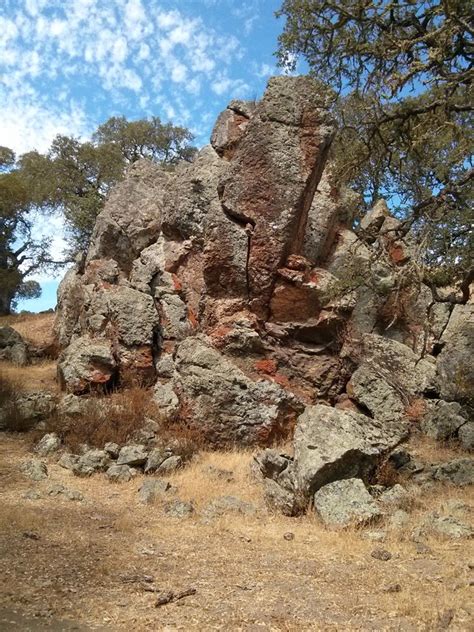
[54,75,473,449]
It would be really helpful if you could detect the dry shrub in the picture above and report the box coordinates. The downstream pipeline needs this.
[49,386,157,451]
[0,378,31,432]
[405,397,427,423]
[374,458,400,487]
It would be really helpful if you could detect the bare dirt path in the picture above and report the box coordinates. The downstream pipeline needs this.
[0,434,472,631]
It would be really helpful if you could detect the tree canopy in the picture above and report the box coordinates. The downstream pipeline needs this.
[0,148,48,314]
[0,116,196,314]
[277,0,473,295]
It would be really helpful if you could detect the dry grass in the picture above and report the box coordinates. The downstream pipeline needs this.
[0,360,58,393]
[46,387,157,451]
[0,312,55,349]
[0,433,472,630]
[408,434,466,463]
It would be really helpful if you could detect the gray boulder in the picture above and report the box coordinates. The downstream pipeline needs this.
[421,400,467,441]
[20,459,48,481]
[106,464,135,483]
[313,478,383,528]
[436,304,474,402]
[57,335,116,394]
[138,479,173,504]
[73,449,110,476]
[163,499,195,518]
[173,336,302,444]
[116,445,148,467]
[35,433,61,457]
[0,326,28,365]
[459,422,474,451]
[430,458,474,486]
[294,405,405,495]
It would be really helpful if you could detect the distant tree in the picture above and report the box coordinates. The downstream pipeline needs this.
[0,148,51,315]
[277,0,473,298]
[21,116,197,256]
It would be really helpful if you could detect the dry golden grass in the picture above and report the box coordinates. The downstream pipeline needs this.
[0,360,58,393]
[408,434,466,463]
[0,433,472,631]
[0,312,55,349]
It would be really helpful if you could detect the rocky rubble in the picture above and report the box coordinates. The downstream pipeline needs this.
[53,75,472,450]
[48,76,473,523]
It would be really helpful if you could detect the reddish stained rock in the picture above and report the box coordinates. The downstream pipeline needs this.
[210,76,335,319]
[254,359,278,375]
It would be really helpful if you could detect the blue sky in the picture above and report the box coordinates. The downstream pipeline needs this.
[1,0,296,312]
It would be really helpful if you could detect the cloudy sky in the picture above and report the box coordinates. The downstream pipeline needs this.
[1,0,296,311]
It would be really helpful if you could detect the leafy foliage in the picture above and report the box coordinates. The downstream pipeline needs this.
[277,0,473,293]
[0,116,196,313]
[19,117,196,256]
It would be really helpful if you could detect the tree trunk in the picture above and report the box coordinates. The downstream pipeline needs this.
[0,288,14,316]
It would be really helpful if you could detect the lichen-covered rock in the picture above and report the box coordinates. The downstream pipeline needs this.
[87,160,169,269]
[57,336,116,394]
[173,336,303,444]
[436,304,474,402]
[0,326,28,365]
[210,77,335,318]
[294,405,406,495]
[347,334,436,422]
[35,433,61,456]
[313,478,383,528]
[421,400,467,441]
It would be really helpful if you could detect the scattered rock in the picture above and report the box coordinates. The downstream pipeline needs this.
[163,500,195,518]
[138,479,174,504]
[155,455,183,475]
[294,405,405,495]
[20,459,48,481]
[73,449,110,477]
[383,583,402,593]
[430,458,474,486]
[106,464,135,483]
[371,548,392,561]
[35,433,61,457]
[116,445,148,467]
[104,442,120,459]
[313,478,383,528]
[283,532,294,541]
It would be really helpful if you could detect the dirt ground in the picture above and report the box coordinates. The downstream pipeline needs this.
[0,433,472,631]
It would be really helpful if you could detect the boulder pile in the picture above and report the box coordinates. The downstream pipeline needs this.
[53,75,472,474]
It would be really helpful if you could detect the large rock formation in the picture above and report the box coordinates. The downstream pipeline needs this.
[54,76,473,446]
